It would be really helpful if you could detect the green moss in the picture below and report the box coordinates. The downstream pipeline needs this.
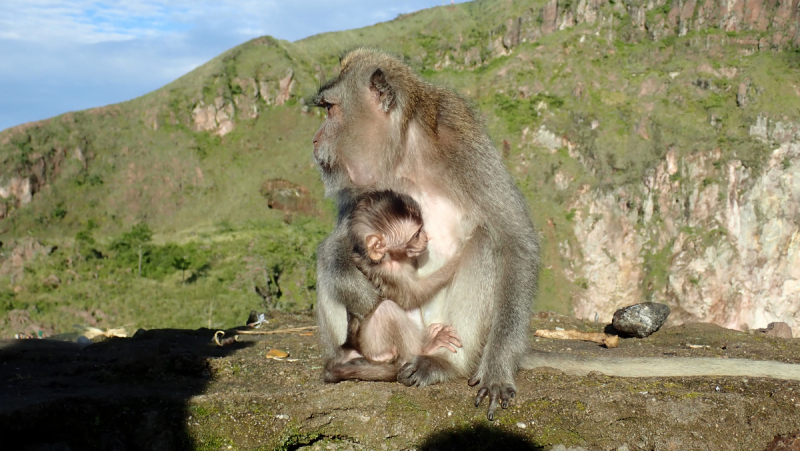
[193,434,232,451]
[387,393,427,415]
[641,239,675,300]
[277,428,322,451]
[189,404,215,418]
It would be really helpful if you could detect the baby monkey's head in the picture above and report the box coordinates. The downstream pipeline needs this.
[348,190,428,265]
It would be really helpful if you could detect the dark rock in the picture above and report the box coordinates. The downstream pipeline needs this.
[612,302,671,338]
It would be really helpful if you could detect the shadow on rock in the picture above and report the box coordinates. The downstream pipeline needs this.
[0,328,251,450]
[418,424,543,451]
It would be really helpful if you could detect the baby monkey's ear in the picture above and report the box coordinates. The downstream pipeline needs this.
[366,234,387,262]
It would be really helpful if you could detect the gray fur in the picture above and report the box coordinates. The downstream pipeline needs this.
[312,48,539,420]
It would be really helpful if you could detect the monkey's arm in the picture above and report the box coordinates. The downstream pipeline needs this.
[397,246,464,310]
[316,225,379,358]
[461,168,540,421]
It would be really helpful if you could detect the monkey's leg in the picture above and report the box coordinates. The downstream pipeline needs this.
[360,300,424,362]
[325,300,424,383]
[421,324,462,355]
[323,347,363,383]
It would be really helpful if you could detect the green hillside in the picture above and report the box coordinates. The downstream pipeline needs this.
[1,0,798,337]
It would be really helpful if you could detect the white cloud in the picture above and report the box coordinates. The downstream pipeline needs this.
[0,0,468,131]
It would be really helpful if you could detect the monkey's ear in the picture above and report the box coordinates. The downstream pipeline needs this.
[370,69,396,113]
[366,234,387,261]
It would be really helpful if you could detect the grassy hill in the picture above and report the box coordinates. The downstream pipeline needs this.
[1,0,799,337]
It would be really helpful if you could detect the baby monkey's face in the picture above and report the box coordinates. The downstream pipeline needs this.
[402,226,429,259]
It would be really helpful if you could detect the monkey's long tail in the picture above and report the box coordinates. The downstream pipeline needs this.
[521,351,800,380]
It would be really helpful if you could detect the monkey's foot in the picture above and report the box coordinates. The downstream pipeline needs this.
[397,355,453,387]
[422,323,462,355]
[468,372,517,421]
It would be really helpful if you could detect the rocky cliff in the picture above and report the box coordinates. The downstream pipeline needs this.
[566,119,800,335]
[493,0,800,335]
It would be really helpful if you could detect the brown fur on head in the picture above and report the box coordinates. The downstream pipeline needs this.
[310,48,485,198]
[348,190,427,266]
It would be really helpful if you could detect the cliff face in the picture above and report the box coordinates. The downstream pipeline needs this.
[567,126,800,335]
[471,0,800,334]
[499,0,800,49]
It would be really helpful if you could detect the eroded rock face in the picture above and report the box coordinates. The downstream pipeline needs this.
[567,124,800,337]
[275,69,295,107]
[492,0,800,55]
[0,238,56,283]
[0,177,36,207]
[259,179,315,215]
[191,69,297,136]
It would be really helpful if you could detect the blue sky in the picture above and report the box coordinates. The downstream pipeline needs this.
[0,0,467,132]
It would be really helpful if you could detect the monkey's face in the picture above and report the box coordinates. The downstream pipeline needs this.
[311,65,401,194]
[404,228,428,258]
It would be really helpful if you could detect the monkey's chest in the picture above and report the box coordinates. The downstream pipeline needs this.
[414,193,468,276]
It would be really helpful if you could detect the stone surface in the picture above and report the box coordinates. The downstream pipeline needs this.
[2,312,799,450]
[612,302,671,338]
[760,322,794,339]
[275,69,295,106]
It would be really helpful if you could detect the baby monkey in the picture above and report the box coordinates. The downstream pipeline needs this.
[324,190,462,382]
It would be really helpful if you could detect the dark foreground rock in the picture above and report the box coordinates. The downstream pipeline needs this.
[1,311,799,450]
[611,302,671,338]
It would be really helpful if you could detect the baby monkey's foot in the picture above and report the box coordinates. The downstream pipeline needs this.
[422,323,462,355]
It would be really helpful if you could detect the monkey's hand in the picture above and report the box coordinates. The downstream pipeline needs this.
[468,370,516,421]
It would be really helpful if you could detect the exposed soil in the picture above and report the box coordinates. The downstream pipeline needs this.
[2,311,799,450]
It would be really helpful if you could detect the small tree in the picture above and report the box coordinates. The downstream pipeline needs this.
[113,223,153,277]
[172,255,190,283]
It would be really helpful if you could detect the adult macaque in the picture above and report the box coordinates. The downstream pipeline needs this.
[312,48,800,421]
[313,48,539,420]
[324,189,462,383]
